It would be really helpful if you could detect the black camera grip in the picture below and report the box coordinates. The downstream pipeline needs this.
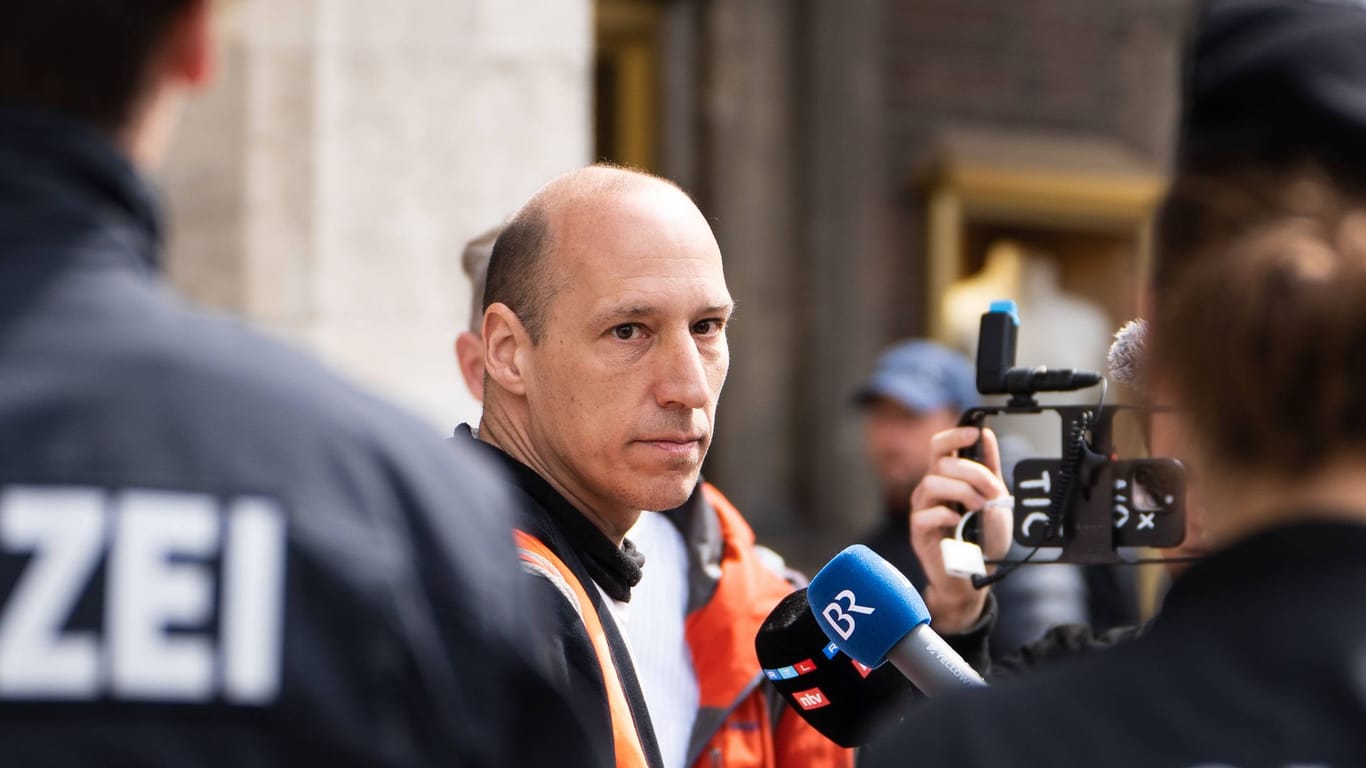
[952,409,987,543]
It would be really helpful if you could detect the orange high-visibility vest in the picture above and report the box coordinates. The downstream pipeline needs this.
[514,529,650,768]
[685,483,854,768]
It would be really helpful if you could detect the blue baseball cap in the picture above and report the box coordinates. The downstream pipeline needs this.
[854,340,978,414]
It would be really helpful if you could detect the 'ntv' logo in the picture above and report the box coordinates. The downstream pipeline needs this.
[793,687,830,711]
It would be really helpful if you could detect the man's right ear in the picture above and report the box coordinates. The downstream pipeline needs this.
[482,303,531,396]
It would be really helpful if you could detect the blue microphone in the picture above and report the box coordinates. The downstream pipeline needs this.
[808,545,986,696]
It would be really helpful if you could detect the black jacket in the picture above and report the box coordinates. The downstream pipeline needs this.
[859,512,929,592]
[0,106,595,766]
[945,592,1148,682]
[459,426,665,768]
[859,520,1366,768]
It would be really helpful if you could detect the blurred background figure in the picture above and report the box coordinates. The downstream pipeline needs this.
[454,224,503,401]
[853,340,975,585]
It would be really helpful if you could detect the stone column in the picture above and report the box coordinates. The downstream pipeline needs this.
[692,0,891,568]
[696,0,801,543]
[792,0,891,560]
[161,0,592,430]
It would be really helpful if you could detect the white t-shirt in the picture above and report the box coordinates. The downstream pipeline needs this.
[622,511,700,768]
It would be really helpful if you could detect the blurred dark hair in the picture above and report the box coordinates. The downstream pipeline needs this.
[0,1,196,132]
[462,225,504,334]
[1154,160,1366,300]
[1152,166,1366,476]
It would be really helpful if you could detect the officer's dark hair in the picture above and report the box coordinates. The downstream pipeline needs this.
[484,163,685,344]
[1153,166,1366,477]
[0,1,197,133]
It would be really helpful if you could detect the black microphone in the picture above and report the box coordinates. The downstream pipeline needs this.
[808,546,987,696]
[975,300,1102,397]
[754,588,915,748]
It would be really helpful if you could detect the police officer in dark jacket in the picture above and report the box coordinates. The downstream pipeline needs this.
[0,3,596,765]
[860,1,1366,765]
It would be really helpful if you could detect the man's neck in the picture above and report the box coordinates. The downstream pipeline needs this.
[478,402,639,545]
[117,81,184,173]
[1207,456,1366,547]
[883,488,914,521]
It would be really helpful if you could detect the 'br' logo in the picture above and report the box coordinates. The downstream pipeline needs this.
[792,687,830,711]
[821,589,875,640]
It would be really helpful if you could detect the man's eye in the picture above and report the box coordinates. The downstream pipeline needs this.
[611,324,640,341]
[693,319,723,335]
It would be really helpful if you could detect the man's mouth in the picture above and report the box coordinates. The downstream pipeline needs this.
[635,435,705,456]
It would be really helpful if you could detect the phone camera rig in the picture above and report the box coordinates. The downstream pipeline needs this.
[960,300,1185,566]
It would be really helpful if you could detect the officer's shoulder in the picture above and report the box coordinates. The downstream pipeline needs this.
[111,287,459,467]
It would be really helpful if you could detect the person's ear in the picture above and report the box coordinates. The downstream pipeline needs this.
[454,331,486,402]
[1139,279,1157,327]
[164,0,216,88]
[483,304,531,396]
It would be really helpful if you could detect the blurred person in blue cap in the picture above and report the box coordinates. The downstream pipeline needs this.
[853,340,978,589]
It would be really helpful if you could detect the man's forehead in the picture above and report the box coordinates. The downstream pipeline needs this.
[587,291,733,323]
[547,189,723,275]
[552,181,710,238]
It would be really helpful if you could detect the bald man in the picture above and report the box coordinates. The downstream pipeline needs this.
[457,165,730,768]
[452,205,849,768]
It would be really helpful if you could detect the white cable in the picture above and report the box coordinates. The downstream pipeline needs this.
[954,509,976,541]
[955,496,1014,540]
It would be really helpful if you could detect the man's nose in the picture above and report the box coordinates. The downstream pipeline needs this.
[655,331,711,410]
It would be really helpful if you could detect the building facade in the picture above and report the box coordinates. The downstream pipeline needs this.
[164,0,1191,571]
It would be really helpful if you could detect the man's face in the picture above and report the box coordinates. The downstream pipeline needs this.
[520,186,732,516]
[864,397,960,508]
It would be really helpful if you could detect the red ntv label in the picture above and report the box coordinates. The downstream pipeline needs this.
[793,658,817,675]
[793,687,830,711]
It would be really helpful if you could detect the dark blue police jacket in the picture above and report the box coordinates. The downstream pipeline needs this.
[0,106,598,767]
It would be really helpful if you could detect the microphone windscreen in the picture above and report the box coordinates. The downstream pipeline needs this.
[1106,318,1148,394]
[807,545,929,667]
[755,588,915,748]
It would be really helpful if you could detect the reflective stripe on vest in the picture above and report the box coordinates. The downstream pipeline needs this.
[514,529,649,768]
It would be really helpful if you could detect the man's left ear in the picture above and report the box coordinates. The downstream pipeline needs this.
[166,0,215,88]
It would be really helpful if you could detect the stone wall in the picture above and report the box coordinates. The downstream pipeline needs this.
[160,0,592,430]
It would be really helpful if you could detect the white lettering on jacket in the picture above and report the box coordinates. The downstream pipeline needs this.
[0,486,286,704]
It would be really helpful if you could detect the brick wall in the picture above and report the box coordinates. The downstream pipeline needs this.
[884,0,1191,178]
[878,0,1191,338]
